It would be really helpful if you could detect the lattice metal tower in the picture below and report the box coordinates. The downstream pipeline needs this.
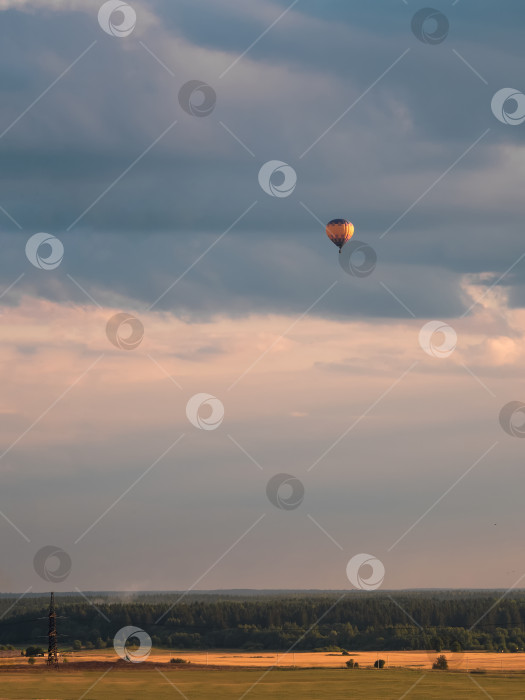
[47,592,59,669]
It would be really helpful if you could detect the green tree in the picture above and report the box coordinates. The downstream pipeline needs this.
[72,640,82,651]
[374,659,385,668]
[25,646,44,657]
[431,636,443,651]
[432,655,448,670]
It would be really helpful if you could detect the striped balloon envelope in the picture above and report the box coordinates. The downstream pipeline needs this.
[326,219,354,250]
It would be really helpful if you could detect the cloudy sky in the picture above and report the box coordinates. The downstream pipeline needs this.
[1,0,525,593]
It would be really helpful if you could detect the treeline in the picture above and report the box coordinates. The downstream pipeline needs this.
[2,592,525,652]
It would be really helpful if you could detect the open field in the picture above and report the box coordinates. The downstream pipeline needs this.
[3,648,525,671]
[1,668,525,700]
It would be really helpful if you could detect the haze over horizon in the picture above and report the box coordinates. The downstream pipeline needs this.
[1,0,525,593]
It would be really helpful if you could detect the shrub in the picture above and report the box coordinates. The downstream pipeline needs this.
[346,659,358,668]
[341,650,350,656]
[432,655,449,670]
[72,640,82,651]
[25,646,44,657]
[170,658,189,664]
[27,657,35,665]
[374,659,385,669]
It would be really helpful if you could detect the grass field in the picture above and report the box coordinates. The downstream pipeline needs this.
[1,668,525,699]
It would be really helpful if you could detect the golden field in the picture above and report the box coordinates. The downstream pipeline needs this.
[3,648,525,671]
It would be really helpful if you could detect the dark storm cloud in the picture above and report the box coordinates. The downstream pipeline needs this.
[1,229,466,320]
[0,0,524,318]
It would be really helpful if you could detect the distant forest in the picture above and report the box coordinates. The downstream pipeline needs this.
[2,591,525,652]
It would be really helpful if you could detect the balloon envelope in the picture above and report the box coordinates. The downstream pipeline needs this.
[326,219,354,249]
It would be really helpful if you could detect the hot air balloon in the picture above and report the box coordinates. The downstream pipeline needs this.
[326,219,354,252]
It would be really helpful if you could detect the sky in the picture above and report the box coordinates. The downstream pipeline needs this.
[1,0,525,593]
